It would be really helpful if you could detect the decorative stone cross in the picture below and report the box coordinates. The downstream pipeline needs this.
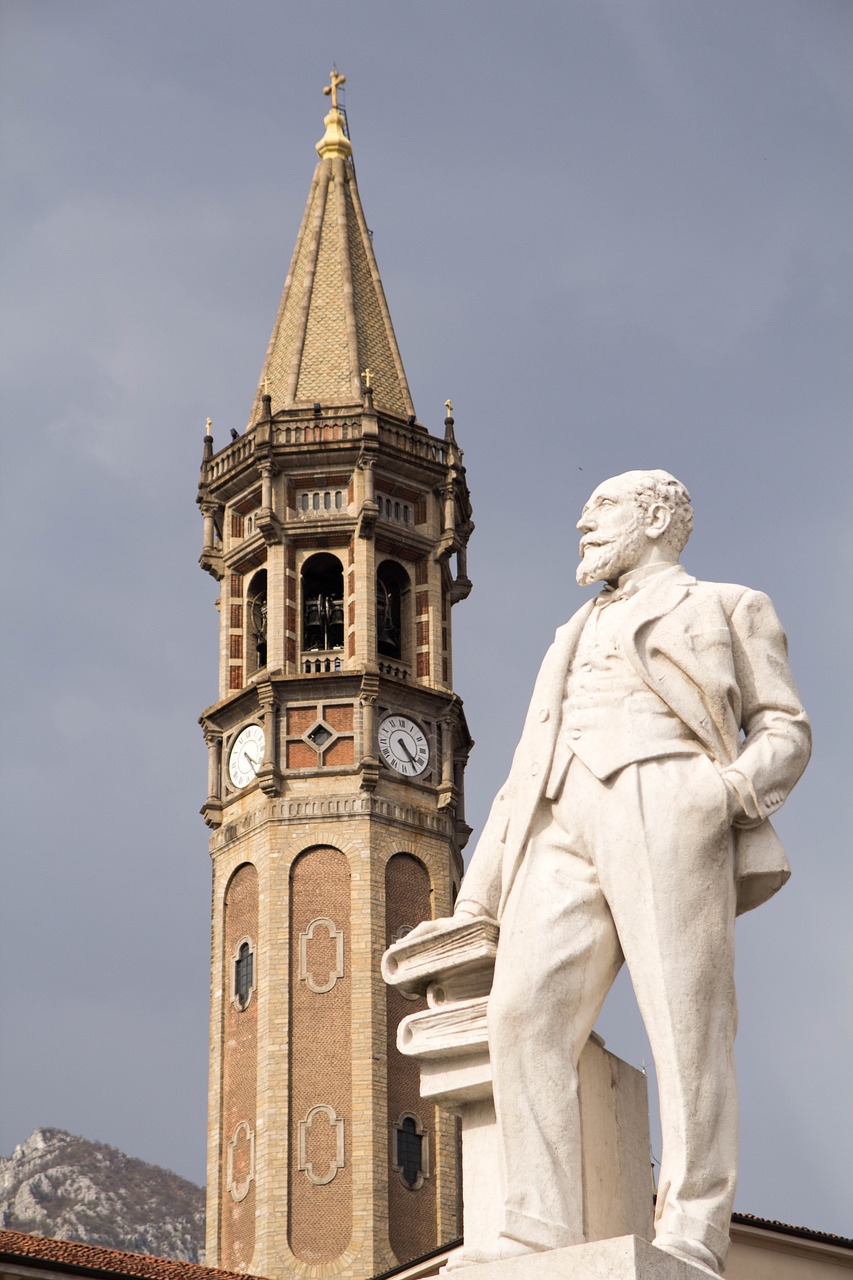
[361,367,372,389]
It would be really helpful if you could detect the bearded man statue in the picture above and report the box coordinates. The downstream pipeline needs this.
[440,470,810,1275]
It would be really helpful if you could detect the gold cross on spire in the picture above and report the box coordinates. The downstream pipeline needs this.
[317,66,352,160]
[444,399,453,416]
[324,67,346,110]
[262,376,270,395]
[361,367,372,390]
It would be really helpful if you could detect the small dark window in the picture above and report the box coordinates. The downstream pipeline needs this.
[302,554,345,652]
[396,1117,422,1188]
[247,570,267,671]
[234,941,254,1011]
[307,723,332,748]
[377,561,409,661]
[377,579,400,658]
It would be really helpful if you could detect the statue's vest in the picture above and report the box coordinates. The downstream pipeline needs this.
[547,596,701,794]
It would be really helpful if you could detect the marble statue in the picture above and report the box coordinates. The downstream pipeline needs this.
[410,470,810,1276]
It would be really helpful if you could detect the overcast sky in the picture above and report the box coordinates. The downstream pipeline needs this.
[1,0,851,1244]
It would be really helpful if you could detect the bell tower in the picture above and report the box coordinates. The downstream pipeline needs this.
[197,73,473,1280]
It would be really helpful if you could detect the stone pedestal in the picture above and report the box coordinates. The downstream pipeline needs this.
[382,919,654,1258]
[446,1236,711,1279]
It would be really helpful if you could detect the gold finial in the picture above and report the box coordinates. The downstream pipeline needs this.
[361,368,372,390]
[262,376,270,395]
[323,66,346,110]
[205,417,213,434]
[317,66,353,160]
[444,400,453,417]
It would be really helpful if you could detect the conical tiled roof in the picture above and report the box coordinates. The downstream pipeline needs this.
[247,83,415,426]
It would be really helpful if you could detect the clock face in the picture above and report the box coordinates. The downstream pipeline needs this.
[378,715,430,778]
[228,723,265,789]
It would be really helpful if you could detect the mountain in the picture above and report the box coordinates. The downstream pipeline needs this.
[0,1129,205,1262]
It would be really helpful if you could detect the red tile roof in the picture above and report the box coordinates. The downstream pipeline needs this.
[0,1232,266,1280]
[731,1212,853,1250]
[3,1217,850,1280]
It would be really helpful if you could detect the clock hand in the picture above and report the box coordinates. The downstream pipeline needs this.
[397,737,417,764]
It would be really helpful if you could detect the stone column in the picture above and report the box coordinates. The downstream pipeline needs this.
[437,718,456,812]
[358,672,380,791]
[199,500,224,580]
[442,482,455,537]
[201,721,223,828]
[362,453,376,504]
[260,461,273,511]
[256,681,280,796]
[201,501,217,553]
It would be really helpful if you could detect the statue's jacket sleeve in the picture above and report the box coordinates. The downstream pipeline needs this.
[458,571,811,920]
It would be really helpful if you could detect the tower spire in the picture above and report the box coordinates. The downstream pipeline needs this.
[247,73,415,426]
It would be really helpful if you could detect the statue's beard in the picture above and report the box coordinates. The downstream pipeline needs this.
[576,524,645,586]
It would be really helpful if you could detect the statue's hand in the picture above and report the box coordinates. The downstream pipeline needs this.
[401,917,447,944]
[402,902,489,946]
[453,902,492,922]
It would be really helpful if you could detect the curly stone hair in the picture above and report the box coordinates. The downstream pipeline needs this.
[630,470,694,555]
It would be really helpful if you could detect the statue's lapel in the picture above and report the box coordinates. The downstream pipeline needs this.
[547,601,595,700]
[621,564,695,639]
[519,601,595,752]
[620,565,725,755]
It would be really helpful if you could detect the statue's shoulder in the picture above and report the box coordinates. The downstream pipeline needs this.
[690,578,750,600]
[687,579,775,618]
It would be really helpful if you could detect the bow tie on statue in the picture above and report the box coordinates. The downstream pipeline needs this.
[594,579,640,609]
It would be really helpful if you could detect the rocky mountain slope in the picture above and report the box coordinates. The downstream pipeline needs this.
[0,1129,205,1262]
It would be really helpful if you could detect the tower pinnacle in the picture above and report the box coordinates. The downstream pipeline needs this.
[316,66,352,160]
[248,73,415,424]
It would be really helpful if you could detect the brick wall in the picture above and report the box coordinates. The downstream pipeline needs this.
[288,847,353,1263]
[385,854,437,1264]
[220,863,258,1271]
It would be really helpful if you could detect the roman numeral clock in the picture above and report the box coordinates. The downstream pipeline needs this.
[378,715,430,777]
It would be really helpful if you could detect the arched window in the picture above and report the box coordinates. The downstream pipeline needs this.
[397,1117,421,1186]
[230,936,256,1011]
[392,1112,428,1189]
[376,560,410,661]
[302,553,344,654]
[246,570,267,674]
[235,941,254,1009]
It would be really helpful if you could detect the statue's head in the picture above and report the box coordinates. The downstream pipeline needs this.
[576,469,693,586]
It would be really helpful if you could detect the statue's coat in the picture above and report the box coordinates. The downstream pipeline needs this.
[460,564,811,920]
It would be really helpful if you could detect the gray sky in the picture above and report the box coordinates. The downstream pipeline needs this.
[1,0,851,1243]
